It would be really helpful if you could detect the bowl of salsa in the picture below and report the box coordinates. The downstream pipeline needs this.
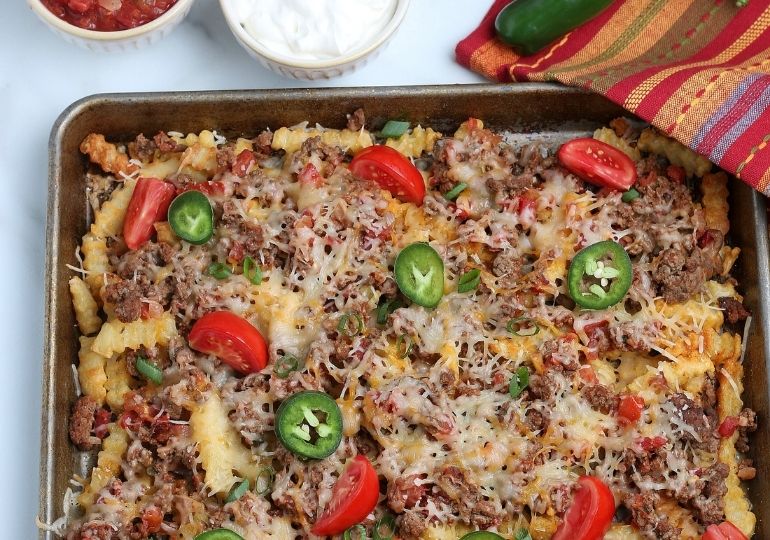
[27,0,195,51]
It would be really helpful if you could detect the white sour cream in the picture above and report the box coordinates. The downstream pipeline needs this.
[232,0,397,61]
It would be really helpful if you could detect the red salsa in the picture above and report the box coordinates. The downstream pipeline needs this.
[41,0,178,31]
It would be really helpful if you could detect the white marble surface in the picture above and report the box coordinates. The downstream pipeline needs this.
[0,1,488,536]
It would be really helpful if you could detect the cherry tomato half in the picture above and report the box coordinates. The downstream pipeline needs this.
[617,394,645,425]
[552,476,615,540]
[557,138,637,191]
[311,455,379,536]
[123,177,177,250]
[702,522,749,540]
[188,311,268,374]
[349,145,425,205]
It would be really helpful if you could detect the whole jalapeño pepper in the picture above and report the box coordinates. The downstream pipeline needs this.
[495,0,615,56]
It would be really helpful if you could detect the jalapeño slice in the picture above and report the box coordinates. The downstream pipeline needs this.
[568,240,632,310]
[168,190,214,244]
[276,391,343,459]
[194,529,245,540]
[459,532,506,540]
[394,242,444,308]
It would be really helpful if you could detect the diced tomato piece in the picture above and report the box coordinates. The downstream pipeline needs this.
[578,366,599,384]
[702,521,749,540]
[617,394,645,425]
[93,409,112,439]
[667,165,686,183]
[298,163,324,187]
[718,416,740,438]
[638,436,667,451]
[177,181,225,197]
[232,149,256,177]
[141,506,163,534]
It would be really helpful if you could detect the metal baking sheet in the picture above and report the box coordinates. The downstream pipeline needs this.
[41,84,770,538]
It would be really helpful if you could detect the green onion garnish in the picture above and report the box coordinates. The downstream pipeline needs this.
[207,262,232,280]
[621,188,640,203]
[338,312,364,337]
[274,354,300,378]
[514,529,533,540]
[395,334,413,359]
[376,298,403,326]
[344,524,368,540]
[506,317,540,337]
[373,514,396,540]
[380,120,410,139]
[225,479,249,503]
[255,466,275,496]
[457,268,481,293]
[509,366,530,398]
[243,256,262,285]
[136,356,163,385]
[443,182,468,201]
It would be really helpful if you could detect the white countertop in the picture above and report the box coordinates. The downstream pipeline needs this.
[1,1,488,536]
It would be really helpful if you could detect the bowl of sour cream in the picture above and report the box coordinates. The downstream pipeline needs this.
[220,0,409,80]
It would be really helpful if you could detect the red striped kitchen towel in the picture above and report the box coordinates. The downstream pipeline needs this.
[456,0,770,193]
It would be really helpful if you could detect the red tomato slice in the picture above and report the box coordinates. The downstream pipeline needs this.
[311,455,379,536]
[552,476,615,540]
[123,177,177,250]
[557,138,637,191]
[188,311,268,374]
[349,145,425,205]
[702,522,749,540]
[617,394,645,425]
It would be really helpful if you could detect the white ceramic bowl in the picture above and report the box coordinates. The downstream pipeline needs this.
[219,0,410,80]
[27,0,195,52]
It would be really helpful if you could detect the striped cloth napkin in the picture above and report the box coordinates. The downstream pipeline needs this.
[456,0,770,194]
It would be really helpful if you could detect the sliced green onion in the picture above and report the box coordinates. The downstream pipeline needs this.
[243,256,262,285]
[136,356,163,385]
[255,467,275,496]
[225,479,249,503]
[376,298,403,326]
[274,355,300,378]
[207,262,232,280]
[457,268,481,293]
[374,514,396,540]
[380,120,410,139]
[344,524,368,540]
[506,317,540,337]
[509,366,530,398]
[338,312,364,337]
[514,529,533,540]
[395,334,413,358]
[621,188,640,203]
[444,182,468,201]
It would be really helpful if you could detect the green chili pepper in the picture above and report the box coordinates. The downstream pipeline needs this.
[168,190,214,244]
[344,525,368,540]
[458,268,481,293]
[255,466,275,495]
[621,188,640,203]
[459,532,505,540]
[395,334,413,358]
[275,391,343,459]
[274,354,300,378]
[394,242,444,309]
[515,529,533,540]
[225,479,249,503]
[380,120,410,139]
[194,529,245,540]
[506,317,540,336]
[373,514,397,540]
[243,256,262,285]
[495,0,614,56]
[207,262,231,280]
[136,356,163,385]
[376,297,403,325]
[338,312,364,337]
[444,182,468,201]
[568,240,632,310]
[509,366,530,398]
